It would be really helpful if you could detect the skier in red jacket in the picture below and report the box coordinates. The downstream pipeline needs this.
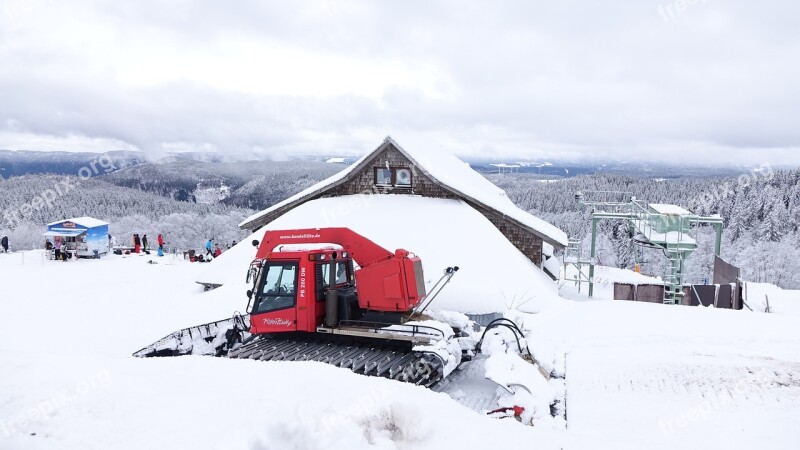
[157,234,165,257]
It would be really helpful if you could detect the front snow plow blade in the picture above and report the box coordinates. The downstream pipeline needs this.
[228,334,447,387]
[133,314,250,358]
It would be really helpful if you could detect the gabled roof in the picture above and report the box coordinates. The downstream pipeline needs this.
[239,137,568,248]
[46,217,109,228]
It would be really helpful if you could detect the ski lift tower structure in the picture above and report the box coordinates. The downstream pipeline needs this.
[575,191,724,304]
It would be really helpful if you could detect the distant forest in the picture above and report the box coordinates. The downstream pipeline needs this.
[0,175,254,252]
[2,158,799,289]
[0,159,340,252]
[100,160,340,211]
[489,169,800,289]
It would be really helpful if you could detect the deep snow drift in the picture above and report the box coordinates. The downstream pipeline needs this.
[0,251,558,450]
[198,195,560,314]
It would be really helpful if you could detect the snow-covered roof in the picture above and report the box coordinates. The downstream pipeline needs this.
[638,222,697,246]
[649,204,692,216]
[43,229,86,237]
[240,138,568,248]
[208,195,561,314]
[46,216,109,228]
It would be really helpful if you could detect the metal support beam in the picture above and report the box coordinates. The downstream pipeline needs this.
[576,192,725,301]
[588,217,598,298]
[714,222,723,256]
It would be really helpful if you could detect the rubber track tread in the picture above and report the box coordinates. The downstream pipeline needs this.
[228,335,446,387]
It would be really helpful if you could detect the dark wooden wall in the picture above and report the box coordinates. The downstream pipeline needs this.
[713,256,742,309]
[470,203,544,266]
[326,145,454,198]
[614,282,737,308]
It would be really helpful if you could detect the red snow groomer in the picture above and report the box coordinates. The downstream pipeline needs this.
[134,227,468,386]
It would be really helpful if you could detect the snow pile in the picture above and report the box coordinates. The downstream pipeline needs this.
[393,139,568,247]
[425,309,472,331]
[543,253,561,279]
[503,310,566,378]
[204,195,563,314]
[480,326,560,428]
[383,319,463,378]
[484,352,557,427]
[413,341,462,379]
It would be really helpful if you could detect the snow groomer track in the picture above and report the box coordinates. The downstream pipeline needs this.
[228,333,447,387]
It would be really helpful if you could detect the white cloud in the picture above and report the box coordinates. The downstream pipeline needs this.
[0,0,798,165]
[0,130,139,153]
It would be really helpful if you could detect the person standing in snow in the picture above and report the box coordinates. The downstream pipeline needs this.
[157,234,165,256]
[205,238,213,257]
[133,233,141,253]
[1,235,8,253]
[142,234,149,252]
[54,238,62,260]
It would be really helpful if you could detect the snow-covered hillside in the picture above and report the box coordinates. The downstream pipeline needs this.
[2,250,799,449]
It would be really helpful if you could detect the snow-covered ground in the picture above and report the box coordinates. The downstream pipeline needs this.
[2,250,800,449]
[745,282,800,316]
[560,264,662,301]
[554,265,800,449]
[0,251,558,449]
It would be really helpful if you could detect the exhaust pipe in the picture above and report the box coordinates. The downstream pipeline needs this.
[325,254,338,327]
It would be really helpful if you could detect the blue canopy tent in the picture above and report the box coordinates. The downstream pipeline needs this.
[44,217,110,258]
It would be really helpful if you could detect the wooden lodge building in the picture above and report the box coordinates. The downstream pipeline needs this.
[239,138,568,277]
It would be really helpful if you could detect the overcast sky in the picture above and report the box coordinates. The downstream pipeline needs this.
[1,0,798,165]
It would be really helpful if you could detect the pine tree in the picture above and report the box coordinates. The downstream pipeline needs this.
[727,194,749,242]
[757,198,788,242]
[611,222,634,269]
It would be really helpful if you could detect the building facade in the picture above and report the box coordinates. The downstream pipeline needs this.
[240,138,566,273]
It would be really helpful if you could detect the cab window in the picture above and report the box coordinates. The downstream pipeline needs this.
[315,260,353,301]
[253,263,298,313]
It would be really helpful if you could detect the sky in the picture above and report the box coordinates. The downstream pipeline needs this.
[1,0,799,166]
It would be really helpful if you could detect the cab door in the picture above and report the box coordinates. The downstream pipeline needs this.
[250,262,299,334]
